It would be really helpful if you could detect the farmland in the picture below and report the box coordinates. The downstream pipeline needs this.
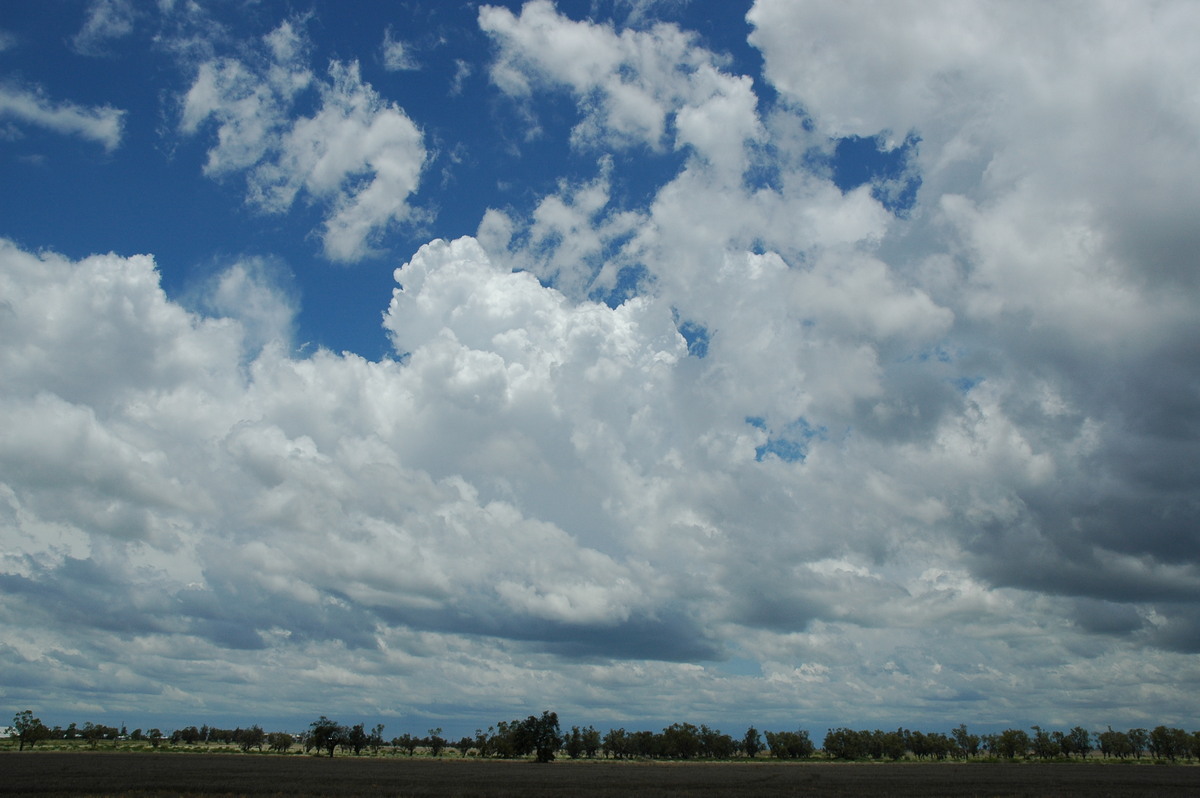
[1,753,1197,797]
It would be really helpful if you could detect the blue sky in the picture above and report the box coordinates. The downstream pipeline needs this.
[2,0,1200,739]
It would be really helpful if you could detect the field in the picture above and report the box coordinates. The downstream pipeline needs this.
[2,753,1198,797]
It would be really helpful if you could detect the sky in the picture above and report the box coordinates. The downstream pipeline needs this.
[1,0,1199,739]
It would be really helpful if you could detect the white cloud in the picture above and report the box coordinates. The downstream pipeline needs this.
[190,257,298,356]
[0,83,124,151]
[182,20,427,262]
[71,0,136,56]
[381,27,418,71]
[480,0,763,169]
[4,0,1200,732]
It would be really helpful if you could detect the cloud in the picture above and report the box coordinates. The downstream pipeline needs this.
[71,0,137,56]
[479,0,762,171]
[381,27,418,71]
[0,83,125,151]
[3,0,1200,732]
[181,20,427,262]
[189,257,298,356]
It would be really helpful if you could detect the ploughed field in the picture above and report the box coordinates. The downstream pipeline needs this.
[1,753,1197,797]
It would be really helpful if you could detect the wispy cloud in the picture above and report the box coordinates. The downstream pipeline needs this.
[381,27,419,71]
[0,83,124,151]
[71,0,136,56]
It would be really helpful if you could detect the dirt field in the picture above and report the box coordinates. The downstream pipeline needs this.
[1,753,1197,797]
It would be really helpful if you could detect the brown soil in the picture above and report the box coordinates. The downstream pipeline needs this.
[1,753,1196,797]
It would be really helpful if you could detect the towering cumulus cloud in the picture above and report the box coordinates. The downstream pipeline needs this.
[0,0,1198,731]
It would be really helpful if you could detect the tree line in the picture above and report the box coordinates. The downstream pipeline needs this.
[10,709,1200,763]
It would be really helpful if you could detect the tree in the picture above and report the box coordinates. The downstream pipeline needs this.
[309,716,345,758]
[699,725,736,759]
[582,725,602,759]
[661,722,701,759]
[742,727,763,759]
[565,726,585,759]
[993,728,1030,760]
[521,711,561,763]
[1149,725,1190,761]
[148,729,164,749]
[393,733,419,757]
[267,732,294,753]
[951,724,980,759]
[82,722,104,749]
[427,728,446,757]
[369,724,386,755]
[823,728,869,760]
[12,710,51,752]
[1128,728,1149,759]
[764,730,814,759]
[454,735,474,757]
[1098,727,1132,759]
[602,727,629,759]
[1030,726,1060,760]
[239,725,266,752]
[346,723,369,756]
[1065,726,1091,760]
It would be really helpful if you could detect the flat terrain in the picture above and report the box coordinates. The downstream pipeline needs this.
[1,753,1197,797]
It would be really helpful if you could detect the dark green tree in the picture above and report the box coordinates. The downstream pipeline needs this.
[582,725,602,759]
[1064,726,1091,759]
[993,728,1030,760]
[522,711,561,763]
[392,732,419,757]
[1030,726,1060,760]
[602,727,629,759]
[661,722,701,759]
[309,716,345,758]
[427,728,446,757]
[764,730,814,759]
[1149,725,1190,761]
[742,726,763,759]
[1097,727,1131,759]
[239,725,266,752]
[951,724,980,759]
[454,735,474,757]
[369,724,386,755]
[565,726,585,759]
[1128,728,1149,759]
[11,710,51,751]
[82,722,104,749]
[267,732,294,753]
[823,728,868,760]
[346,723,369,756]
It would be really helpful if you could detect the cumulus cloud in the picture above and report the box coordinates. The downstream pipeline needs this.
[0,83,124,151]
[3,0,1199,732]
[480,0,762,170]
[181,20,427,262]
[189,257,298,356]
